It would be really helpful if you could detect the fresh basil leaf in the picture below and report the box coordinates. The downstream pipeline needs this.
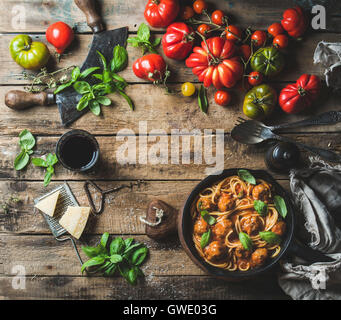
[127,37,140,47]
[43,171,53,187]
[110,254,123,264]
[103,263,117,276]
[73,81,91,94]
[110,237,125,255]
[92,73,103,81]
[54,81,73,94]
[111,45,128,73]
[200,210,216,225]
[137,23,150,41]
[82,246,103,258]
[76,96,89,111]
[71,67,81,81]
[100,232,110,248]
[19,129,35,150]
[239,232,253,250]
[80,67,100,79]
[96,96,112,106]
[127,268,138,285]
[45,153,58,166]
[14,150,30,171]
[200,229,211,248]
[131,246,148,266]
[124,242,142,255]
[153,37,161,47]
[259,231,281,245]
[118,90,134,110]
[124,238,134,249]
[97,50,108,71]
[81,256,106,273]
[237,169,256,185]
[31,157,47,168]
[274,195,287,218]
[254,200,268,216]
[89,100,101,116]
[198,85,208,113]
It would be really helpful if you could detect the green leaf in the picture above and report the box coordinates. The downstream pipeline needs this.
[137,23,150,41]
[76,96,89,111]
[71,67,81,81]
[153,37,162,47]
[118,90,134,110]
[100,232,110,248]
[200,229,211,248]
[254,200,268,216]
[96,50,108,71]
[45,153,58,166]
[81,256,106,273]
[127,37,140,47]
[238,169,256,185]
[73,81,91,94]
[124,242,142,255]
[96,96,112,106]
[109,237,125,255]
[274,195,287,218]
[54,81,73,94]
[110,254,123,264]
[131,246,148,266]
[127,268,138,285]
[82,246,103,258]
[89,100,101,116]
[124,238,134,249]
[239,232,253,250]
[19,129,35,150]
[14,150,30,171]
[259,231,281,245]
[200,210,216,225]
[111,45,128,73]
[198,85,208,113]
[31,157,48,168]
[43,171,53,187]
[92,73,103,81]
[80,67,100,79]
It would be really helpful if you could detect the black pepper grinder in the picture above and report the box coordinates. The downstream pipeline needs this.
[265,142,301,172]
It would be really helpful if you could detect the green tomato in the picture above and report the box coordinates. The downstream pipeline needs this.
[9,35,50,70]
[250,47,284,77]
[243,84,277,119]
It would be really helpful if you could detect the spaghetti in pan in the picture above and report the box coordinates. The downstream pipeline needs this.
[192,172,287,272]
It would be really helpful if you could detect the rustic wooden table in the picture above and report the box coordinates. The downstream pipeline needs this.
[0,0,340,300]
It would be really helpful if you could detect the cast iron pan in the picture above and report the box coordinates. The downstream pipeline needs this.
[178,168,334,280]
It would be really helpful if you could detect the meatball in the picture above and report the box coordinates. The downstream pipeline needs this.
[250,248,268,268]
[271,221,286,236]
[240,213,262,235]
[252,184,271,202]
[194,217,209,236]
[204,241,227,262]
[197,198,215,212]
[212,217,232,240]
[235,246,251,259]
[217,193,235,212]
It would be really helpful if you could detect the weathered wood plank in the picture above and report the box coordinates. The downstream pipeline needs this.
[0,274,288,300]
[0,180,290,234]
[0,134,338,182]
[0,0,340,33]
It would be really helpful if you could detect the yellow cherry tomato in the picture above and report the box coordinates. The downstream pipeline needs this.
[181,82,196,97]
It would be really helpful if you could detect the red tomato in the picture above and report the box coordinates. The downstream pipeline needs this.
[144,0,179,28]
[193,0,208,14]
[268,23,285,37]
[162,22,194,60]
[132,54,167,82]
[46,22,74,54]
[215,90,232,106]
[225,25,242,42]
[281,6,307,38]
[248,71,263,86]
[186,37,244,89]
[251,30,267,47]
[273,34,289,49]
[181,6,195,20]
[211,10,225,26]
[239,44,251,61]
[279,74,321,114]
[197,24,211,36]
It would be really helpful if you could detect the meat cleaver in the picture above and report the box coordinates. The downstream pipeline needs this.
[5,0,128,126]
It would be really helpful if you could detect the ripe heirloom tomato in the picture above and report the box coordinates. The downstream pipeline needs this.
[186,37,244,89]
[181,6,195,20]
[251,47,285,77]
[46,21,74,54]
[193,0,208,14]
[239,44,251,61]
[182,82,196,96]
[251,30,267,47]
[144,0,180,28]
[211,10,225,26]
[273,34,289,49]
[162,22,194,60]
[268,23,285,37]
[248,71,263,86]
[132,54,167,82]
[215,90,232,106]
[225,25,242,42]
[197,24,211,36]
[281,6,307,38]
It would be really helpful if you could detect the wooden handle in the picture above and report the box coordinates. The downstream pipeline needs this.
[5,90,55,110]
[74,0,104,33]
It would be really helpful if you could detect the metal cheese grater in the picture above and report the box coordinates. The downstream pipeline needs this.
[34,183,83,265]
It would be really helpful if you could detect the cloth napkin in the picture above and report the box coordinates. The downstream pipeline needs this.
[278,157,341,300]
[314,41,341,89]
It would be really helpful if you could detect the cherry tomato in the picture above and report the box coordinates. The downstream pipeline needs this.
[239,44,251,61]
[215,90,232,106]
[181,6,195,20]
[273,34,289,49]
[181,82,196,96]
[251,30,267,47]
[268,22,285,37]
[225,25,242,42]
[193,0,208,14]
[248,71,263,86]
[46,21,74,54]
[211,10,225,26]
[197,24,211,36]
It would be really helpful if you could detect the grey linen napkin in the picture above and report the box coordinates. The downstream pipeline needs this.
[278,157,341,300]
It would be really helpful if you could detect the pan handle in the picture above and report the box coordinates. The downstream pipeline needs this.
[288,238,334,263]
[5,90,55,110]
[74,0,104,33]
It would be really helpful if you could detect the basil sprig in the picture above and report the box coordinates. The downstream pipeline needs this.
[237,169,256,185]
[32,153,58,187]
[14,130,36,171]
[274,195,287,218]
[239,232,253,250]
[81,233,148,286]
[254,200,268,216]
[127,23,161,54]
[201,210,216,225]
[200,229,211,248]
[259,231,281,245]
